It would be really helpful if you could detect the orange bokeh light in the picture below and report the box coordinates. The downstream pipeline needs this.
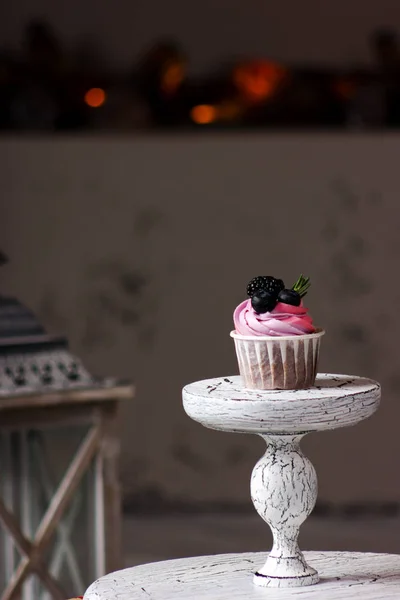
[190,104,217,124]
[84,88,106,108]
[233,60,286,104]
[161,62,185,94]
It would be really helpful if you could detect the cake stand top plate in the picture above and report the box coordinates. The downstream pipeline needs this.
[182,374,380,434]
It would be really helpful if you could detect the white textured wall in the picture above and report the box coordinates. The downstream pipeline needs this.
[2,1,400,72]
[0,134,399,506]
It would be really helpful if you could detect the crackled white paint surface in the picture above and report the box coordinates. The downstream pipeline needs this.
[84,551,400,598]
[251,433,319,586]
[182,374,381,434]
[182,374,380,586]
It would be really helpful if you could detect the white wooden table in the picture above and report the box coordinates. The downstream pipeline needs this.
[83,551,400,598]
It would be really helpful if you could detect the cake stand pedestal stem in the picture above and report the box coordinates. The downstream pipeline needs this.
[251,433,318,587]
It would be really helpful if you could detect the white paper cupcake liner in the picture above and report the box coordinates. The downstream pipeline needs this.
[230,329,325,390]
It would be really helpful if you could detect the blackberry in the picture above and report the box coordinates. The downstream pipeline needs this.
[278,289,301,306]
[251,290,277,314]
[247,276,285,298]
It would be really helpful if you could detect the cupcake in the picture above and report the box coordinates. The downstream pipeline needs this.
[231,275,324,390]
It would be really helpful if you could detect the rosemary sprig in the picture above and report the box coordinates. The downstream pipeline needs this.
[292,274,311,298]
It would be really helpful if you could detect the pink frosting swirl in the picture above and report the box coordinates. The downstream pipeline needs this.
[234,299,316,336]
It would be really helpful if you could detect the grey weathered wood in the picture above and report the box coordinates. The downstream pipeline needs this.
[100,405,122,575]
[0,380,133,594]
[0,387,132,597]
[0,402,114,431]
[83,551,400,598]
[182,374,381,587]
[0,497,65,599]
[1,425,101,600]
[0,381,133,412]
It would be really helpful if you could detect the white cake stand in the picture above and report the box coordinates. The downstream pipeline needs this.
[182,374,380,588]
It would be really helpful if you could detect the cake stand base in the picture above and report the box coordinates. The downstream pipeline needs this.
[254,573,320,588]
[254,550,319,587]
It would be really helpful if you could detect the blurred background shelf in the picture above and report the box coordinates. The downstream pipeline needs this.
[122,512,400,568]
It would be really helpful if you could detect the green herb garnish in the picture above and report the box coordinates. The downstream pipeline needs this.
[292,274,311,298]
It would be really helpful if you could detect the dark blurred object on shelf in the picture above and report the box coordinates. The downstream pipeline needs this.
[134,39,191,127]
[371,28,400,127]
[1,19,400,132]
[5,19,90,131]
